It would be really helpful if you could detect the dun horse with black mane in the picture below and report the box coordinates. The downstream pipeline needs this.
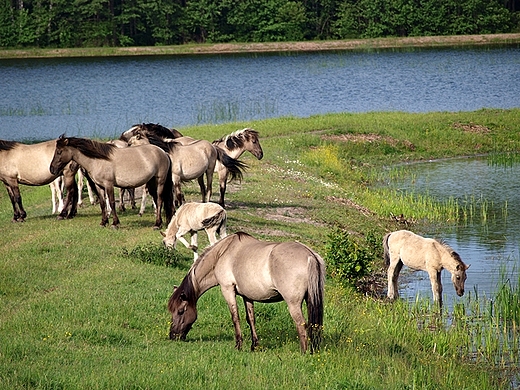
[212,128,263,207]
[384,229,469,309]
[0,139,78,222]
[168,232,325,354]
[50,135,174,229]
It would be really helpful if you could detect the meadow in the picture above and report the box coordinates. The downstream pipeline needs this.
[1,109,520,389]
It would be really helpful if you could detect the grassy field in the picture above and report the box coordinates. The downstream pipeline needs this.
[1,109,520,389]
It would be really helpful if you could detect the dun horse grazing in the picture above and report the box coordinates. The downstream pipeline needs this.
[161,202,227,261]
[168,232,325,354]
[50,135,174,229]
[120,123,183,142]
[0,139,78,222]
[383,229,470,308]
[212,128,263,207]
[128,132,246,207]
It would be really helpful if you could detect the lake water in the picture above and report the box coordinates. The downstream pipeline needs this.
[1,45,519,141]
[392,157,520,305]
[1,46,520,305]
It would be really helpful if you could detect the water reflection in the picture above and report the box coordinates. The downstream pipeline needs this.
[392,157,519,305]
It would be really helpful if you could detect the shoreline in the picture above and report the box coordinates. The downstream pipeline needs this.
[1,33,519,59]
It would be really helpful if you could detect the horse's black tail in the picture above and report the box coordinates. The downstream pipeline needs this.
[305,246,325,354]
[201,209,227,235]
[383,232,392,267]
[162,161,175,224]
[215,147,248,182]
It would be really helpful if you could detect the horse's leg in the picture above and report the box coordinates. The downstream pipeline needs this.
[429,270,443,309]
[138,185,148,216]
[118,188,126,212]
[286,302,308,354]
[50,181,58,214]
[220,286,243,350]
[205,227,218,246]
[197,176,206,203]
[77,169,84,207]
[146,179,163,229]
[175,229,192,249]
[243,297,259,351]
[205,170,214,203]
[173,180,184,207]
[96,187,110,227]
[105,187,120,228]
[128,188,136,209]
[60,164,78,219]
[387,259,403,301]
[5,183,25,222]
[218,169,229,208]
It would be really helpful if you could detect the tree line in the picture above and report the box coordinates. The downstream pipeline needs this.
[1,0,519,48]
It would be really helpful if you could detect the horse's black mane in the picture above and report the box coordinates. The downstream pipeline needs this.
[135,123,183,139]
[58,136,116,160]
[168,273,197,310]
[139,132,181,153]
[213,128,259,151]
[0,139,19,151]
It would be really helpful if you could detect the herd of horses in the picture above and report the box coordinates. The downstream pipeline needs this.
[0,123,469,354]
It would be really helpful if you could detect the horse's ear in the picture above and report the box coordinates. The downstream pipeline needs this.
[465,264,470,270]
[160,231,166,237]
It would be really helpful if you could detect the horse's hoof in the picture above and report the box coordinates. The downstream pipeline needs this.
[56,215,65,221]
[111,224,120,230]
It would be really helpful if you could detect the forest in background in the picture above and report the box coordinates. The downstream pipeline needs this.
[1,0,519,48]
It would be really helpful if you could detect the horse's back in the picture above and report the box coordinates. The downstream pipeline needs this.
[0,140,58,185]
[176,202,223,228]
[388,230,439,270]
[214,234,316,302]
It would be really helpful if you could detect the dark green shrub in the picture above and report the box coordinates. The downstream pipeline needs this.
[324,228,378,286]
[122,243,187,268]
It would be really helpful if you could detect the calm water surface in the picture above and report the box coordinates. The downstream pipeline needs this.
[392,157,520,305]
[1,46,520,305]
[1,46,519,141]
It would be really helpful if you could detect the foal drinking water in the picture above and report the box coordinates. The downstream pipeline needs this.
[383,229,469,309]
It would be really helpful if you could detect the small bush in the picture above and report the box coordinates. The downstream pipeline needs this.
[324,228,378,286]
[122,243,186,267]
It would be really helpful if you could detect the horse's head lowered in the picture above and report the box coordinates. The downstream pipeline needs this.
[168,281,198,340]
[450,252,470,297]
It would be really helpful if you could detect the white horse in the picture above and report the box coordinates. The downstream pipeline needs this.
[383,229,470,309]
[161,202,227,260]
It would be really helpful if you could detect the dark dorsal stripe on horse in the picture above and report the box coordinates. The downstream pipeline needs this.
[58,135,116,160]
[0,139,19,151]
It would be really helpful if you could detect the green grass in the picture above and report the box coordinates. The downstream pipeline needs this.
[1,109,520,389]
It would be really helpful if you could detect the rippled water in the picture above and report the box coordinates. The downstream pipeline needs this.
[392,157,520,304]
[1,46,519,141]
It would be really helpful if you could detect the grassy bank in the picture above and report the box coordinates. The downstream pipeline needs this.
[1,33,520,59]
[1,109,520,389]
